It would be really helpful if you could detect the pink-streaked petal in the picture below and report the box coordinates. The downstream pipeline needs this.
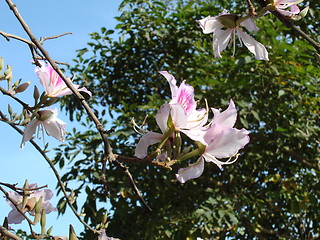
[240,17,259,32]
[213,28,233,58]
[171,81,196,114]
[176,158,204,183]
[134,131,163,158]
[205,125,250,158]
[21,119,39,148]
[198,16,222,34]
[211,99,237,127]
[159,71,178,99]
[236,29,269,60]
[7,209,25,224]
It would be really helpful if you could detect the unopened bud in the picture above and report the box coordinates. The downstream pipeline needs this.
[33,86,40,102]
[15,81,31,93]
[47,226,53,235]
[22,180,30,209]
[217,14,238,28]
[69,225,78,240]
[35,196,43,214]
[0,57,4,71]
[26,197,37,212]
[40,209,47,235]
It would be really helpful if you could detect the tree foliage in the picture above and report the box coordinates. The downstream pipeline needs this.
[56,0,319,239]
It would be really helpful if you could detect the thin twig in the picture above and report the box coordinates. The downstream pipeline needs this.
[253,0,320,54]
[0,111,98,234]
[0,186,36,237]
[0,30,36,48]
[4,0,151,212]
[39,32,72,44]
[246,0,256,15]
[0,86,32,111]
[0,182,47,195]
[112,160,152,212]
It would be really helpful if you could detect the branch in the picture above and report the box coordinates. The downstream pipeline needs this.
[0,86,32,111]
[39,32,72,44]
[253,0,320,54]
[0,225,22,240]
[4,0,150,212]
[0,30,36,47]
[0,111,98,234]
[0,186,36,237]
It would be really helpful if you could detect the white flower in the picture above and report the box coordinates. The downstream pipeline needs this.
[198,10,269,60]
[6,183,57,224]
[21,108,66,148]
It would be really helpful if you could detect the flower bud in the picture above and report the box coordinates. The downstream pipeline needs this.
[35,196,43,214]
[25,197,37,212]
[69,225,78,240]
[33,86,40,102]
[15,81,31,93]
[0,57,4,71]
[40,209,47,235]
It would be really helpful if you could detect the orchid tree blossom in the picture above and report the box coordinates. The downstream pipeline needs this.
[176,100,250,183]
[35,61,92,98]
[21,108,66,148]
[198,10,269,60]
[134,72,207,158]
[6,183,57,224]
[272,0,302,16]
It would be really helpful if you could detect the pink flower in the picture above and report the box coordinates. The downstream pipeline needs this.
[21,108,66,148]
[6,183,57,224]
[35,62,92,98]
[198,10,269,60]
[273,0,301,16]
[176,100,250,183]
[134,72,207,158]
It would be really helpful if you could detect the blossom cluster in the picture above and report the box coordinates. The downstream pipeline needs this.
[198,1,302,60]
[134,71,250,183]
[21,61,91,147]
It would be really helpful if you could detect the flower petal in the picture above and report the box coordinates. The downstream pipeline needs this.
[237,29,269,60]
[159,71,178,99]
[134,131,163,158]
[7,209,26,224]
[43,116,66,142]
[211,99,237,127]
[213,28,233,58]
[205,125,250,158]
[176,157,204,183]
[240,17,259,32]
[21,119,39,148]
[198,16,223,34]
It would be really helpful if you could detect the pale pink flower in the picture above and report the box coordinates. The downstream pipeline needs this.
[98,230,118,240]
[21,108,66,148]
[134,72,207,158]
[198,10,268,60]
[6,183,57,224]
[176,100,250,183]
[273,0,301,16]
[35,61,92,98]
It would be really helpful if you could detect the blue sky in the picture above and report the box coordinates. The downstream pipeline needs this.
[0,0,121,237]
